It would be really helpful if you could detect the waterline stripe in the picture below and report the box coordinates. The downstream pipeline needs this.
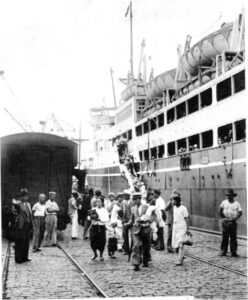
[86,158,246,177]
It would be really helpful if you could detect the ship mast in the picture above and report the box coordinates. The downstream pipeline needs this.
[130,1,133,78]
[110,67,117,109]
[125,1,134,84]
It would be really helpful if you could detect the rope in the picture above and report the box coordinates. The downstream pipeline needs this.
[191,11,223,39]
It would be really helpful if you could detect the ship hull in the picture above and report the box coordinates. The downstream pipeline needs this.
[87,141,246,236]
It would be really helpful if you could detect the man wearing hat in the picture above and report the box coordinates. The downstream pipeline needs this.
[68,191,79,239]
[82,188,94,240]
[121,190,133,254]
[165,189,180,253]
[126,192,151,271]
[43,191,59,247]
[77,190,88,226]
[219,189,242,257]
[14,188,33,263]
[154,189,166,250]
[10,191,22,242]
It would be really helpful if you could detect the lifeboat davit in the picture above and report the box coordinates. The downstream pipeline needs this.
[181,22,233,76]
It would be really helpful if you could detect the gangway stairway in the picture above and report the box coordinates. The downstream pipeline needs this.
[119,163,136,192]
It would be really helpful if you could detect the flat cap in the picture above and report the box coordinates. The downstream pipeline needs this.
[49,191,56,195]
[132,192,142,199]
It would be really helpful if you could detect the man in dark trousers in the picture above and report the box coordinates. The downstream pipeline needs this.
[14,188,33,263]
[126,192,151,271]
[219,189,242,257]
[77,190,88,226]
[82,188,94,240]
[121,190,133,254]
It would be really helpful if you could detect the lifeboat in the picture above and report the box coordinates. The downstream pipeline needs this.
[121,16,244,101]
[147,69,176,99]
[120,82,146,102]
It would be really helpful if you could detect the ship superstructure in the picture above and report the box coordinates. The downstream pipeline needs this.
[84,10,246,235]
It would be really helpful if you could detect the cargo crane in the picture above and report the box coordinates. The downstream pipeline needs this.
[3,107,28,132]
[42,113,76,139]
[1,70,33,132]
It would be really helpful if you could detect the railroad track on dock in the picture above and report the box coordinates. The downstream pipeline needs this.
[163,229,248,277]
[2,241,11,298]
[190,228,247,259]
[183,252,247,277]
[57,243,108,298]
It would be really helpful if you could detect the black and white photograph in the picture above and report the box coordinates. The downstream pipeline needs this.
[0,0,247,299]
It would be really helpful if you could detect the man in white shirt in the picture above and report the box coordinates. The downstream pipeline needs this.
[154,189,166,250]
[68,192,79,239]
[219,189,242,257]
[43,191,59,247]
[32,194,46,252]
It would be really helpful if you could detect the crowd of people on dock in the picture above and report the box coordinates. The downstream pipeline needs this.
[8,186,242,271]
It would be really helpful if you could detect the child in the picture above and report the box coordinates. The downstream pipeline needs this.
[145,200,164,242]
[107,222,118,258]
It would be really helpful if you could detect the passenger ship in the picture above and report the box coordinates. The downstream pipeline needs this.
[84,9,246,236]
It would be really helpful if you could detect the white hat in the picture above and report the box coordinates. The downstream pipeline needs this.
[123,189,131,195]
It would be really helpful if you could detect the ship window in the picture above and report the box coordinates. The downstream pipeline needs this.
[143,121,148,134]
[151,147,157,159]
[139,151,143,161]
[144,149,149,160]
[167,108,175,124]
[202,130,213,148]
[217,78,232,101]
[234,70,245,93]
[168,141,176,156]
[177,138,187,154]
[168,89,176,103]
[218,123,233,144]
[128,129,132,140]
[158,145,165,158]
[137,99,146,110]
[150,118,157,131]
[189,134,200,151]
[188,95,199,114]
[136,125,142,137]
[200,88,212,108]
[235,119,246,141]
[176,102,186,120]
[158,113,164,127]
[122,132,127,139]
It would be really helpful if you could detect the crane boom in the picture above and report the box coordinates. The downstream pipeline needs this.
[3,108,27,132]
